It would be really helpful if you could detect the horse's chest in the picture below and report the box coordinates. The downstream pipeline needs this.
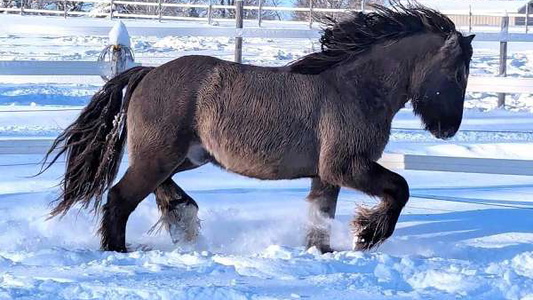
[366,130,390,160]
[326,123,390,162]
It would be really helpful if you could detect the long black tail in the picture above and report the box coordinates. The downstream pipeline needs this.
[42,66,154,217]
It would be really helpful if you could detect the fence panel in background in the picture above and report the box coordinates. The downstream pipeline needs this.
[0,61,111,76]
[1,1,533,32]
[0,139,531,176]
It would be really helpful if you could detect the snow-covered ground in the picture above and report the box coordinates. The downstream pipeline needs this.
[1,160,533,299]
[0,15,532,300]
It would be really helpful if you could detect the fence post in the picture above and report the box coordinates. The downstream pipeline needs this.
[468,5,472,33]
[309,0,313,28]
[99,21,135,80]
[110,0,114,19]
[208,0,213,24]
[109,22,134,78]
[526,3,530,33]
[235,0,243,63]
[64,0,67,18]
[111,46,122,78]
[498,14,509,108]
[258,0,263,27]
[158,0,162,22]
[19,0,23,15]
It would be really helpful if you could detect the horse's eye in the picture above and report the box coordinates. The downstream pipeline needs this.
[456,65,468,84]
[455,71,463,83]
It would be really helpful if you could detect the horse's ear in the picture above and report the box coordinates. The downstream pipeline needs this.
[439,34,461,58]
[463,34,475,44]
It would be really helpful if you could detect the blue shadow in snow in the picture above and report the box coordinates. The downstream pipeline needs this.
[388,208,533,261]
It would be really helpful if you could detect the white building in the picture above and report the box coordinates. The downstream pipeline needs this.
[391,0,533,26]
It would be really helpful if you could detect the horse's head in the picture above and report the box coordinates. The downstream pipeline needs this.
[410,33,474,139]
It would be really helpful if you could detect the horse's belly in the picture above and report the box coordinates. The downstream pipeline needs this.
[221,154,317,180]
[201,135,318,180]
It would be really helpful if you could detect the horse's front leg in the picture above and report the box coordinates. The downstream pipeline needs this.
[306,177,340,253]
[323,160,409,251]
[354,161,409,250]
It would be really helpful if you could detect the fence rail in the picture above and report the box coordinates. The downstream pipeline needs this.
[1,19,532,40]
[380,153,533,176]
[0,139,530,176]
[467,77,533,94]
[0,61,141,76]
[3,59,532,94]
[0,61,103,76]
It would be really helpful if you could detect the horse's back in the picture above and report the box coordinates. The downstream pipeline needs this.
[126,55,325,179]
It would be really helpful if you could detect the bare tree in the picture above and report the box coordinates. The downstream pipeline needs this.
[115,0,158,15]
[23,0,85,12]
[108,0,282,20]
[246,0,285,21]
[211,0,284,20]
[110,0,192,17]
[293,0,385,21]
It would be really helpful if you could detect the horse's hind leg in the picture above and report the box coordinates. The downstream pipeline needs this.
[306,178,340,253]
[100,152,187,252]
[153,160,201,244]
[339,161,409,251]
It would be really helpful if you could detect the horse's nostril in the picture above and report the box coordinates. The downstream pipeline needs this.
[441,128,457,139]
[430,127,457,139]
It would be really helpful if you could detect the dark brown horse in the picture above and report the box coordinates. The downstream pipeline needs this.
[43,4,474,253]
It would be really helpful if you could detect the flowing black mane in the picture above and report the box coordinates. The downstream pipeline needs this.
[289,3,458,74]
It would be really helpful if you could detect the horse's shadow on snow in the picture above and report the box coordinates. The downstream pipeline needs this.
[341,207,533,260]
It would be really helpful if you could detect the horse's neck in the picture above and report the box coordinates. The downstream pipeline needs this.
[328,33,443,116]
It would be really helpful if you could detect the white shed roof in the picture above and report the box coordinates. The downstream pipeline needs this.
[392,0,532,13]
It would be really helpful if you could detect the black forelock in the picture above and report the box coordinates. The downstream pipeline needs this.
[289,2,459,75]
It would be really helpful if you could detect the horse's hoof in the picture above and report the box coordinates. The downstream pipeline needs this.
[318,245,335,254]
[353,234,376,251]
[101,244,128,253]
[352,206,392,251]
[306,241,335,254]
[168,203,201,244]
[306,245,335,254]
